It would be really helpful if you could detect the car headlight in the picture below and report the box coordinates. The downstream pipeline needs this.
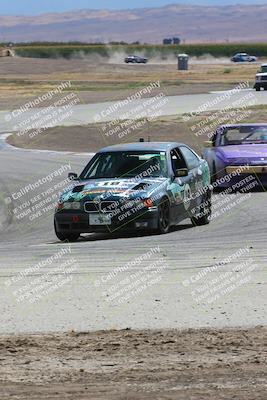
[66,202,81,210]
[227,159,244,165]
[56,201,81,210]
[55,202,64,211]
[72,202,81,210]
[222,158,234,165]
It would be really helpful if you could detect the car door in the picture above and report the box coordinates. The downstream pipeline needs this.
[169,147,194,221]
[205,126,222,178]
[179,146,203,213]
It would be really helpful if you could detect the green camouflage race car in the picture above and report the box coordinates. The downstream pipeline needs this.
[54,141,212,241]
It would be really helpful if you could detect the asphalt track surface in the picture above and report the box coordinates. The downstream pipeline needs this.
[0,88,266,131]
[0,91,266,334]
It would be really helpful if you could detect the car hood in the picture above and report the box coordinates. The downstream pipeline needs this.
[61,177,168,202]
[217,145,267,163]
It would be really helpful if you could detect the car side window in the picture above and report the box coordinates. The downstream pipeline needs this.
[170,147,187,174]
[180,147,200,170]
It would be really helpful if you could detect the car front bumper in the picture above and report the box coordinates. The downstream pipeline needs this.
[215,166,267,188]
[54,209,159,234]
[254,81,267,89]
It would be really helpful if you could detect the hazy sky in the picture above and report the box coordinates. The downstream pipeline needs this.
[0,0,265,15]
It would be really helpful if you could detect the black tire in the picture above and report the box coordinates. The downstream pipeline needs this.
[54,220,80,242]
[255,85,260,91]
[191,195,211,226]
[157,198,170,234]
[211,162,217,183]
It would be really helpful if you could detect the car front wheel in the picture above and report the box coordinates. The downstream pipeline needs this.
[157,198,170,234]
[211,162,218,183]
[54,220,80,242]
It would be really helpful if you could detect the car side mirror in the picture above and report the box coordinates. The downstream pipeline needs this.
[175,168,189,177]
[68,172,78,181]
[204,140,214,148]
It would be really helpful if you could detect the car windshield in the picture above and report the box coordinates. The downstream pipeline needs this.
[80,151,168,180]
[219,126,267,146]
[261,66,267,73]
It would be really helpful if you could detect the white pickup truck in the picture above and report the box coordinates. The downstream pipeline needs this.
[254,63,267,91]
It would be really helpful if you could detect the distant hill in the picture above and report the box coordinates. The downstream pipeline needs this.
[1,4,267,43]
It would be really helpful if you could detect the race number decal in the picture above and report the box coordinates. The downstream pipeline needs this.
[183,184,192,211]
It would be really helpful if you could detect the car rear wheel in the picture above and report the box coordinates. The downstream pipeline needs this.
[54,220,80,242]
[157,198,170,234]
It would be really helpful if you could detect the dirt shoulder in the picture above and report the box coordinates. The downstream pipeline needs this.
[0,327,266,400]
[0,57,258,110]
[7,117,204,154]
[7,108,267,155]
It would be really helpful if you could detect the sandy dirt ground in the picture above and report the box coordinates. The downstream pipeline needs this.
[7,117,200,153]
[0,327,266,400]
[0,57,260,110]
[7,107,267,154]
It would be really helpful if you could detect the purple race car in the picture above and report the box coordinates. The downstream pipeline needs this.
[203,124,267,188]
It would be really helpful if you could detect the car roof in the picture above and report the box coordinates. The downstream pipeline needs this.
[99,142,184,152]
[261,63,267,67]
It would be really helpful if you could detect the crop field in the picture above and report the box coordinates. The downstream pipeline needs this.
[12,42,267,59]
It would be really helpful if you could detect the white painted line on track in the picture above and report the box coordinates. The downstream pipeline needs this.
[210,88,254,94]
[0,133,94,157]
